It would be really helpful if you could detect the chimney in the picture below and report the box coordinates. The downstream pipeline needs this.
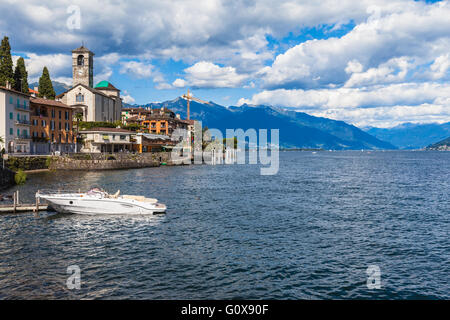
[5,80,11,89]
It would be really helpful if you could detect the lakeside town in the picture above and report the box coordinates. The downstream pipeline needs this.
[0,36,208,189]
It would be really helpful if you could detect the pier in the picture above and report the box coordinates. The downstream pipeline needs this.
[0,191,48,214]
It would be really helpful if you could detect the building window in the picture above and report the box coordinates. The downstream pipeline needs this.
[9,112,13,119]
[51,109,55,118]
[51,133,54,142]
[65,122,69,131]
[9,96,13,104]
[65,111,69,120]
[77,55,84,66]
[76,94,84,102]
[17,113,20,121]
[66,134,69,143]
[50,120,55,131]
[41,132,45,138]
[120,135,126,140]
[59,122,62,130]
[42,120,46,127]
[59,111,62,119]
[17,129,20,136]
[10,128,13,135]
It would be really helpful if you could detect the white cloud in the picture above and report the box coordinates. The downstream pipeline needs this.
[344,57,411,87]
[122,92,136,104]
[178,61,248,88]
[239,82,450,127]
[427,54,450,80]
[172,78,186,88]
[259,1,450,89]
[20,53,71,83]
[120,61,154,79]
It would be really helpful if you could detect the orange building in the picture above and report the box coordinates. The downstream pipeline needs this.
[124,107,187,135]
[30,97,76,153]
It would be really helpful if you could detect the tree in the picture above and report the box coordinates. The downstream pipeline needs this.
[0,36,14,87]
[13,57,29,93]
[38,66,55,100]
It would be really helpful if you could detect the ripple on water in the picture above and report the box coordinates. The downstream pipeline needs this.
[0,151,449,299]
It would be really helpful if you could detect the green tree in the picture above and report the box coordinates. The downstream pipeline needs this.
[38,66,55,100]
[0,36,14,87]
[13,57,29,93]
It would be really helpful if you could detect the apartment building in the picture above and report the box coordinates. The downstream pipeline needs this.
[30,97,76,154]
[0,85,31,154]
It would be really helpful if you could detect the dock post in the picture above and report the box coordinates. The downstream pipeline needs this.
[13,191,16,213]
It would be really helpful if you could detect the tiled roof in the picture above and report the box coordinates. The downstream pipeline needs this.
[0,86,31,97]
[80,127,134,133]
[30,97,73,109]
[56,83,118,100]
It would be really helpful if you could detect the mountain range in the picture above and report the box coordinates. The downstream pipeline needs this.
[426,136,450,151]
[29,81,71,96]
[366,122,450,149]
[127,98,396,150]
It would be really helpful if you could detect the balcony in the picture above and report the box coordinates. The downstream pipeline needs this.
[15,134,31,140]
[15,119,31,126]
[15,104,29,111]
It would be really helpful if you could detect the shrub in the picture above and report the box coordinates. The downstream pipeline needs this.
[14,169,27,185]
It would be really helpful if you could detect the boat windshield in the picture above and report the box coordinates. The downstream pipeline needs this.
[87,188,107,196]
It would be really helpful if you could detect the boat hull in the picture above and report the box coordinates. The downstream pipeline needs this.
[40,196,166,215]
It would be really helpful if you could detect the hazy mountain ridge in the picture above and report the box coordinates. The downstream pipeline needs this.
[133,97,395,150]
[366,122,450,149]
[427,136,450,150]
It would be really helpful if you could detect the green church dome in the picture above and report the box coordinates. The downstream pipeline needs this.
[94,81,119,91]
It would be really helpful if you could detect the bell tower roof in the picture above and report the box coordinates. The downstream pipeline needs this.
[72,46,94,55]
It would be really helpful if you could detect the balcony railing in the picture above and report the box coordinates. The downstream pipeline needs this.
[15,104,29,111]
[15,119,31,126]
[15,134,31,140]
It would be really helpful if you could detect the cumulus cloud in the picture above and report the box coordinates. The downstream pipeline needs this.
[238,82,450,127]
[176,61,248,88]
[122,91,136,104]
[0,0,404,74]
[259,1,450,89]
[120,61,154,79]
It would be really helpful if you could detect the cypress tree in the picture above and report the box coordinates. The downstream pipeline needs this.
[0,36,14,87]
[38,66,55,100]
[13,57,29,93]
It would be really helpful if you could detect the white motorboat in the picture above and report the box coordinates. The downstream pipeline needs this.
[36,188,166,215]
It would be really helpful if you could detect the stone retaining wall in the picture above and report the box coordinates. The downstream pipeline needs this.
[49,152,179,170]
[0,167,15,190]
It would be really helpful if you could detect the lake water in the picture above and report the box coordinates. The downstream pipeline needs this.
[0,151,448,299]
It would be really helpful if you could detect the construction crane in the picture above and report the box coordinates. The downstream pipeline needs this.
[181,89,210,120]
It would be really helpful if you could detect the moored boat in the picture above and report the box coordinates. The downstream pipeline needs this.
[36,188,166,215]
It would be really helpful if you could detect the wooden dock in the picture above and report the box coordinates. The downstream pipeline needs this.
[0,190,48,214]
[0,204,48,214]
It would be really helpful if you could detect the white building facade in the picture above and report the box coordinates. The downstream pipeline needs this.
[0,86,31,154]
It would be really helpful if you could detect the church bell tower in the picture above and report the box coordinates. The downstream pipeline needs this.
[72,45,94,88]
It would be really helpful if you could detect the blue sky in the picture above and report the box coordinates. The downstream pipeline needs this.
[1,0,449,127]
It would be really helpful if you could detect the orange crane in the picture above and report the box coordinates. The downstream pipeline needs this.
[181,89,210,120]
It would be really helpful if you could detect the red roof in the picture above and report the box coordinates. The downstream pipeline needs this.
[29,88,39,94]
[30,97,73,109]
